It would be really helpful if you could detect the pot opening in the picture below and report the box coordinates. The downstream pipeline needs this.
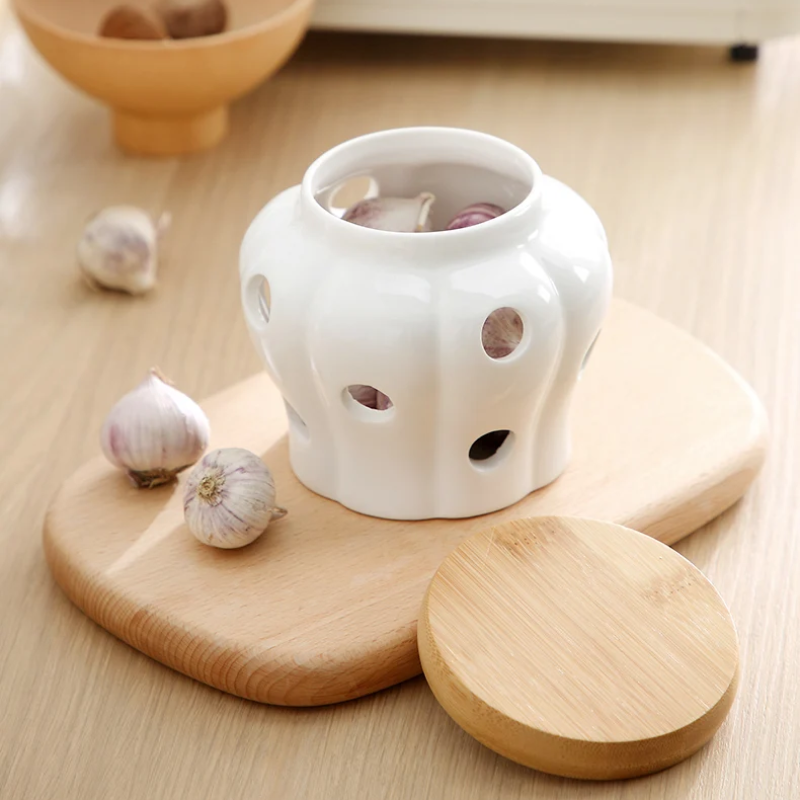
[308,128,538,235]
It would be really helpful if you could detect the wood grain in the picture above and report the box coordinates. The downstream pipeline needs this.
[1,8,799,798]
[42,299,765,706]
[419,517,739,780]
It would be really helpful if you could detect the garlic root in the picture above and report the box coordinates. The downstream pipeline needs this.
[184,448,286,549]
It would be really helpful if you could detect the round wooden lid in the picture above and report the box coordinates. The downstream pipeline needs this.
[418,517,739,780]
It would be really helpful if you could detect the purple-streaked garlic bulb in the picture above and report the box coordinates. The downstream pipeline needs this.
[184,448,287,549]
[101,368,210,487]
[343,192,435,233]
[482,307,523,359]
[446,202,506,230]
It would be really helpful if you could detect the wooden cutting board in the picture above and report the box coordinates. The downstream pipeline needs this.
[44,300,767,706]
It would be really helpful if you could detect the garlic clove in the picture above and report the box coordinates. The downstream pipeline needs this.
[342,193,436,233]
[101,368,210,488]
[183,448,286,549]
[98,5,169,39]
[446,202,506,230]
[348,384,378,407]
[347,385,394,410]
[375,390,393,410]
[78,206,168,295]
[154,0,228,39]
[482,307,524,359]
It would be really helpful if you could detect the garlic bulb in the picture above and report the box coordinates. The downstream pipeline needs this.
[343,193,435,232]
[155,0,228,39]
[183,448,287,549]
[348,385,393,410]
[78,206,170,295]
[101,369,210,488]
[447,202,506,230]
[98,5,168,39]
[482,308,524,359]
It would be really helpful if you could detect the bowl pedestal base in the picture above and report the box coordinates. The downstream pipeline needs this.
[113,106,228,156]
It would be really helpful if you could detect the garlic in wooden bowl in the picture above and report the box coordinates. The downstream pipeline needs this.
[184,448,287,549]
[155,0,228,39]
[78,205,170,295]
[101,369,210,488]
[99,5,169,39]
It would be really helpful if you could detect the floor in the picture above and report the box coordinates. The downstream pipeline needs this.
[0,8,799,800]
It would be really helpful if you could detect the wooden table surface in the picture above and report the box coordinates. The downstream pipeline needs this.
[1,5,798,797]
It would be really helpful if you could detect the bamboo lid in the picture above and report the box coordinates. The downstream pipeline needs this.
[418,517,739,780]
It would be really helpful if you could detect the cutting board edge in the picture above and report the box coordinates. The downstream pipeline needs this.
[41,440,765,707]
[39,297,770,707]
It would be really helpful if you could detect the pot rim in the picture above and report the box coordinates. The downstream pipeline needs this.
[301,127,544,253]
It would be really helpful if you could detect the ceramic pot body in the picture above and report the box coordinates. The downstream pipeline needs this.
[241,127,612,519]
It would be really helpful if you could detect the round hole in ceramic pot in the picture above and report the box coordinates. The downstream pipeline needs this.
[482,308,524,359]
[580,330,601,377]
[284,401,309,441]
[344,385,395,417]
[242,128,613,519]
[326,175,379,216]
[247,275,271,325]
[469,430,514,467]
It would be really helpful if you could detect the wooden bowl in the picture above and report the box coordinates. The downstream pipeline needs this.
[13,0,314,155]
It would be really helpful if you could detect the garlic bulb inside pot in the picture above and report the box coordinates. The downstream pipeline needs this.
[342,193,435,232]
[482,307,524,359]
[101,369,210,488]
[184,448,287,549]
[78,206,170,295]
[447,202,506,230]
[347,385,393,410]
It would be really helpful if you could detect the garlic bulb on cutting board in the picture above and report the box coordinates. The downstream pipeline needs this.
[184,448,287,548]
[101,369,210,487]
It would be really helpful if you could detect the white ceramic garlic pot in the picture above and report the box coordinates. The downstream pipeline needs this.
[241,127,612,520]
